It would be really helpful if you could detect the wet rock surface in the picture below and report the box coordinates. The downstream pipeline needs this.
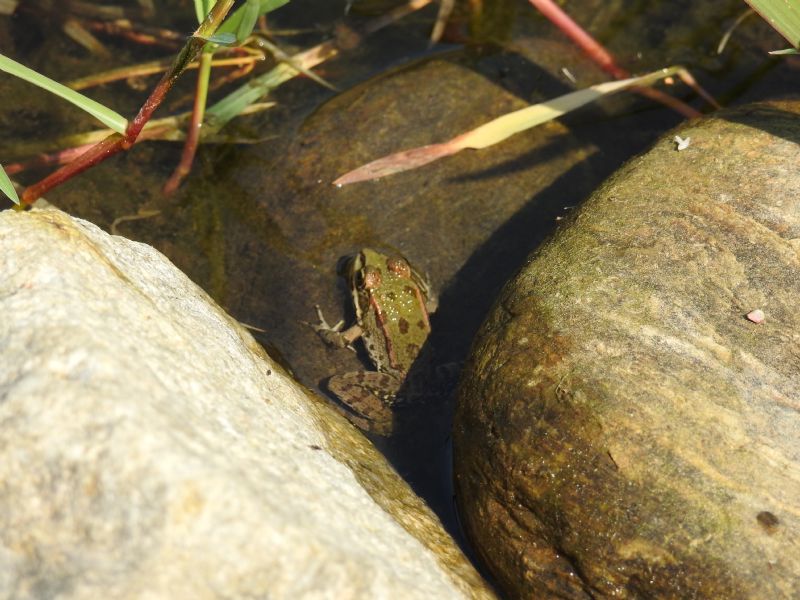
[454,100,800,598]
[0,208,495,600]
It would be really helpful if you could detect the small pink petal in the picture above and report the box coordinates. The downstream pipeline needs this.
[746,309,765,324]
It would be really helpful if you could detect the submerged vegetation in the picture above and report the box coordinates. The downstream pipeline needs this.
[0,0,798,205]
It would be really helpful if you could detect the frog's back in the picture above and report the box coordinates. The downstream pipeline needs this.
[356,249,431,376]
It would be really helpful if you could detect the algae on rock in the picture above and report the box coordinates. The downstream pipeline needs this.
[455,101,800,599]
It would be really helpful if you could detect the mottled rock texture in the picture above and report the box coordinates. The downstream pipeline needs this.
[0,208,494,600]
[454,101,800,599]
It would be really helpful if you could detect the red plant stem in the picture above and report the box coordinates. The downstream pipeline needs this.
[528,0,702,118]
[21,135,125,204]
[629,86,700,118]
[528,0,626,78]
[4,144,98,176]
[162,51,212,196]
[20,0,236,205]
[19,46,195,204]
[6,121,179,177]
[125,36,205,143]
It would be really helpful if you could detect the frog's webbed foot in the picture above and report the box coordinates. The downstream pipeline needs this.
[308,305,362,351]
[327,371,399,437]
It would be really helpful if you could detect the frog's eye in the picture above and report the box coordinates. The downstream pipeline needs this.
[386,256,411,278]
[361,266,382,290]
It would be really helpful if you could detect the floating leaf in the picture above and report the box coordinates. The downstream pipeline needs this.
[0,53,127,133]
[334,66,687,185]
[0,164,20,205]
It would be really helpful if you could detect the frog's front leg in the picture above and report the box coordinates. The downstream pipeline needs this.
[311,305,362,349]
[327,370,402,437]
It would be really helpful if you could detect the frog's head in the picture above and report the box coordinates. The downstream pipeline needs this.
[339,248,430,304]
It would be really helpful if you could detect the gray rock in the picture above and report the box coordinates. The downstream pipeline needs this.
[454,101,800,598]
[0,207,494,600]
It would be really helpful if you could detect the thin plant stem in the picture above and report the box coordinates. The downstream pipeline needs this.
[62,17,111,58]
[3,144,97,175]
[162,50,213,195]
[527,0,714,118]
[67,51,262,91]
[82,19,184,50]
[528,0,625,77]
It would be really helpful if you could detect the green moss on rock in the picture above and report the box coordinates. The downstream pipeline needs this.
[455,101,800,599]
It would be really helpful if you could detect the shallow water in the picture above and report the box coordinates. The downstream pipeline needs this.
[2,0,797,576]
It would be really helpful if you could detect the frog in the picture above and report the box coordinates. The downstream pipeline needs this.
[312,248,437,436]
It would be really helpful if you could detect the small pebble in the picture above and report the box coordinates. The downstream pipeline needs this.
[746,309,765,324]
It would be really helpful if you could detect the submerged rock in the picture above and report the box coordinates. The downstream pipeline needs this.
[0,208,495,599]
[454,101,800,598]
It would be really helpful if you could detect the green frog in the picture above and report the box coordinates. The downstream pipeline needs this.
[312,248,436,436]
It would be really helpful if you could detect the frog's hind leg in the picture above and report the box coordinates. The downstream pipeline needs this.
[326,371,398,437]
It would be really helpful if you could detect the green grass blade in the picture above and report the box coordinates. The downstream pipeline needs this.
[0,164,20,205]
[193,0,204,23]
[206,62,294,124]
[0,53,128,133]
[745,0,800,47]
[193,0,213,24]
[217,0,290,38]
[237,0,261,42]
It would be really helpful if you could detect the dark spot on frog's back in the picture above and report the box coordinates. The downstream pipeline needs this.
[757,511,780,534]
[340,381,370,401]
[398,318,409,334]
[406,343,420,356]
[417,319,427,330]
